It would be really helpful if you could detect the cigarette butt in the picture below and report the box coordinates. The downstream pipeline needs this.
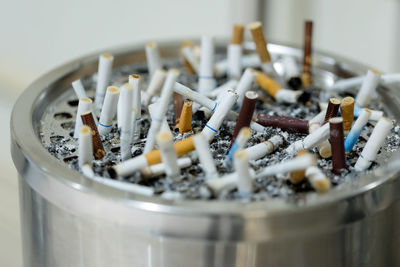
[80,111,105,159]
[323,98,341,124]
[329,117,346,174]
[178,100,193,134]
[144,150,162,166]
[248,21,271,63]
[255,71,281,97]
[313,178,331,193]
[231,24,244,44]
[340,97,355,131]
[289,150,308,184]
[302,20,313,87]
[317,140,332,158]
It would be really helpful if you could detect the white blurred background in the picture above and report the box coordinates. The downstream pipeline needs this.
[1,0,399,266]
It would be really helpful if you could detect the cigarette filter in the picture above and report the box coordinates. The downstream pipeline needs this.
[144,69,167,106]
[81,111,105,159]
[302,21,313,87]
[235,68,257,104]
[145,42,162,78]
[245,135,283,161]
[78,125,93,168]
[173,92,184,126]
[95,53,114,112]
[231,24,244,45]
[117,83,133,129]
[248,21,271,63]
[305,166,331,193]
[228,127,251,161]
[255,114,309,134]
[198,35,216,95]
[234,150,253,195]
[329,117,346,174]
[157,132,180,180]
[345,108,371,152]
[202,90,238,141]
[110,136,195,178]
[193,133,218,180]
[356,69,381,107]
[289,150,308,184]
[98,86,120,136]
[323,98,341,124]
[354,117,393,171]
[141,157,192,179]
[232,91,258,142]
[144,69,180,153]
[340,97,355,131]
[129,74,141,140]
[317,140,332,159]
[72,79,87,99]
[287,123,330,155]
[255,153,316,179]
[178,100,193,135]
[74,97,94,138]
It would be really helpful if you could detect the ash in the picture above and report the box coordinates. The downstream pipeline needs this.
[40,56,400,202]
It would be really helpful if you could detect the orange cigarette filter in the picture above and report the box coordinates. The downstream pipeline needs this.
[340,97,355,131]
[178,100,193,134]
[144,136,195,166]
[289,150,308,184]
[255,71,281,97]
[182,41,196,74]
[231,24,244,45]
[248,21,271,63]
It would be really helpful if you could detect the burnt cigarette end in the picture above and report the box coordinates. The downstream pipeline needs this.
[107,167,118,179]
[287,77,302,90]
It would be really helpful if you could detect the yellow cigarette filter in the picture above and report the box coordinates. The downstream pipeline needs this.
[182,41,196,74]
[231,24,244,45]
[144,136,195,166]
[178,100,193,134]
[340,97,355,131]
[289,150,308,184]
[301,72,312,88]
[255,71,281,97]
[248,21,271,63]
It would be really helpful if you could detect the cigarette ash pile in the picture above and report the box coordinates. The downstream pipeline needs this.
[40,21,400,202]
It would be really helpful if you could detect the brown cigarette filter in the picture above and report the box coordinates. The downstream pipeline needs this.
[255,114,309,134]
[323,98,341,124]
[255,71,281,97]
[232,91,258,143]
[340,96,355,131]
[302,20,313,87]
[329,117,346,174]
[80,111,105,159]
[178,100,193,135]
[289,150,308,184]
[231,24,244,44]
[248,21,271,63]
[173,92,184,126]
[182,41,196,74]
